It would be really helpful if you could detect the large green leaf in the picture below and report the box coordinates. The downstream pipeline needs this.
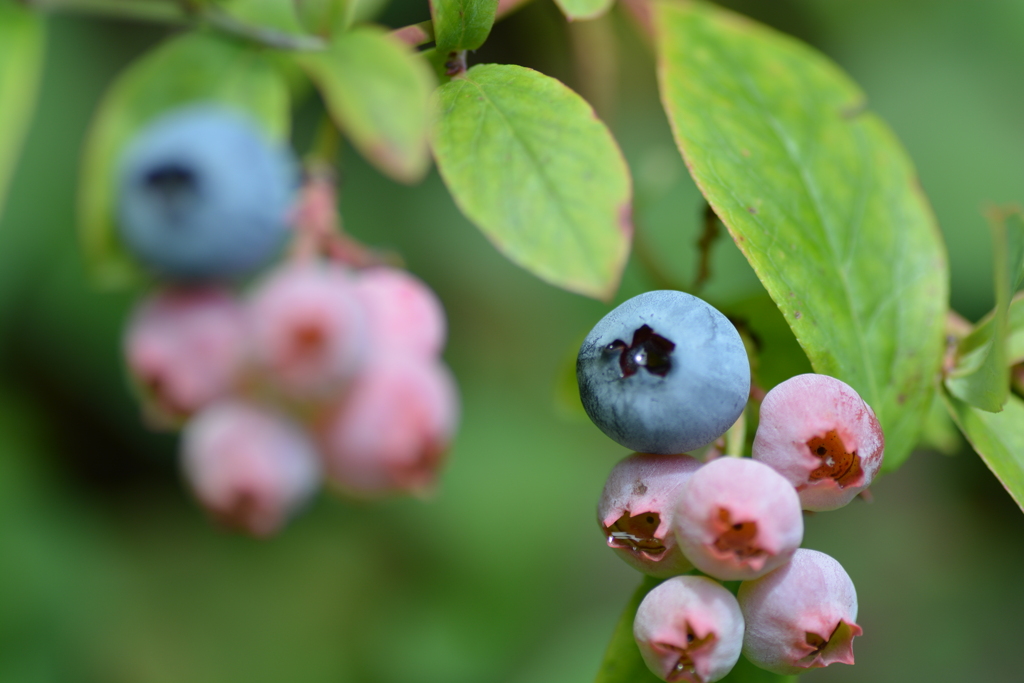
[655,1,948,471]
[432,64,632,300]
[945,209,1024,411]
[430,0,498,53]
[296,27,435,184]
[78,31,290,288]
[552,0,613,21]
[943,388,1024,512]
[0,1,46,221]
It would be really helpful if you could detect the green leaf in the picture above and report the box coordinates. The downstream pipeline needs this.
[943,388,1024,512]
[0,1,45,221]
[295,27,435,184]
[219,0,308,33]
[1010,292,1024,365]
[430,0,498,53]
[594,576,796,683]
[945,208,1024,411]
[432,64,632,300]
[552,0,613,22]
[553,333,588,421]
[78,31,290,288]
[293,0,348,36]
[594,576,663,683]
[654,1,948,472]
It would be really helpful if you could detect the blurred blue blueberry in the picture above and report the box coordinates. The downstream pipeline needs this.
[577,290,750,454]
[116,105,296,280]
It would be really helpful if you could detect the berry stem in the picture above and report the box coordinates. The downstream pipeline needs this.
[724,408,746,457]
[693,203,722,294]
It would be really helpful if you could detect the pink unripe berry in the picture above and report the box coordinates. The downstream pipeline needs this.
[752,374,884,511]
[319,358,459,497]
[124,286,246,426]
[247,262,367,398]
[672,457,803,581]
[634,575,744,683]
[737,548,862,675]
[182,401,321,536]
[353,267,446,359]
[598,453,702,577]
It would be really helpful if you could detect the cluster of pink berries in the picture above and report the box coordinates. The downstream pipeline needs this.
[599,374,884,682]
[124,261,459,536]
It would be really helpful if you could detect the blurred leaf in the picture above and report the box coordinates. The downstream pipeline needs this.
[594,576,663,683]
[553,0,613,22]
[432,64,632,300]
[593,576,796,683]
[431,0,498,53]
[918,390,963,455]
[346,0,390,25]
[296,27,435,184]
[0,0,45,221]
[960,293,1024,368]
[1010,293,1024,365]
[78,31,291,288]
[654,1,948,472]
[945,208,1024,411]
[943,388,1024,512]
[220,0,308,32]
[553,333,588,421]
[293,0,348,36]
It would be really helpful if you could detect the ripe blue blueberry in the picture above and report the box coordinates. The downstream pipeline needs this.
[576,290,750,454]
[116,104,296,280]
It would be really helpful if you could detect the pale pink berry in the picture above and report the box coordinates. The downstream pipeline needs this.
[124,286,246,427]
[247,262,367,398]
[598,453,702,577]
[634,575,744,683]
[737,548,862,675]
[752,374,884,511]
[182,401,321,536]
[318,358,459,497]
[353,267,446,359]
[672,457,803,581]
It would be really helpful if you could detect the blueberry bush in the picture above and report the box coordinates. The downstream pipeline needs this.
[1,0,1023,680]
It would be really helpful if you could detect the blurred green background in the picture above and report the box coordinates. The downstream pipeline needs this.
[1,0,1023,681]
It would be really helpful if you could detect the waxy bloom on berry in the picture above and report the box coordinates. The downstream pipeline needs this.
[125,287,246,427]
[319,358,459,497]
[598,453,702,577]
[353,267,446,360]
[752,374,884,511]
[247,262,366,398]
[737,548,861,675]
[634,575,744,683]
[672,457,802,581]
[182,401,321,536]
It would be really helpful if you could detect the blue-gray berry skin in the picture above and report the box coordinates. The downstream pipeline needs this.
[577,290,750,454]
[116,105,296,281]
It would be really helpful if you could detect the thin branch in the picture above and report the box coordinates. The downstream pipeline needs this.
[692,202,721,293]
[28,0,328,51]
